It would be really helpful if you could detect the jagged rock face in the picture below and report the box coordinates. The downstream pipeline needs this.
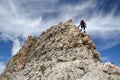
[0,20,120,80]
[28,20,99,63]
[3,36,36,73]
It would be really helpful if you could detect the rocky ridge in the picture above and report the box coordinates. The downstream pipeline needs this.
[0,20,120,80]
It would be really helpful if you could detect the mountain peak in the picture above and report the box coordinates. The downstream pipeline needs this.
[32,19,99,62]
[1,20,120,80]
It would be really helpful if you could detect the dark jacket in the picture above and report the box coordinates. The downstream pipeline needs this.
[80,20,86,28]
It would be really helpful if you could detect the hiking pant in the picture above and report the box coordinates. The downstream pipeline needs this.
[80,26,86,32]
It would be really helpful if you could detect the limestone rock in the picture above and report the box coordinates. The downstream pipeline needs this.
[0,20,120,80]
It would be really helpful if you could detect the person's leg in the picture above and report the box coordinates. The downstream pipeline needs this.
[80,28,82,32]
[81,26,84,32]
[83,27,86,33]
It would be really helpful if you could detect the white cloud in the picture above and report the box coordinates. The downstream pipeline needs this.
[0,62,5,74]
[97,39,120,50]
[85,14,120,50]
[12,39,21,56]
[0,57,3,59]
[101,56,110,62]
[59,0,96,20]
[0,0,43,55]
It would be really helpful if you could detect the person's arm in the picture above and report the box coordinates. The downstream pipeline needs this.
[85,24,87,28]
[85,22,87,28]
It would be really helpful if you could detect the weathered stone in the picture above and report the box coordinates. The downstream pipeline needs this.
[64,19,73,26]
[77,40,83,44]
[74,33,79,37]
[82,36,89,43]
[1,20,120,80]
[57,56,68,62]
[88,40,93,44]
[79,70,109,80]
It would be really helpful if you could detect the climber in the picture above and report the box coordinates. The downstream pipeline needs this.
[78,20,87,33]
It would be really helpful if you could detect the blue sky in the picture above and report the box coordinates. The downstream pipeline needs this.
[0,0,120,73]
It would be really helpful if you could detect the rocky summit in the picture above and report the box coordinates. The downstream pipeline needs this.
[0,20,120,80]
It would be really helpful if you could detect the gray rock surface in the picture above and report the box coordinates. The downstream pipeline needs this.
[0,20,120,80]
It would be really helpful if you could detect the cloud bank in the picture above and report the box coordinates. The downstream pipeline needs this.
[0,62,5,74]
[0,0,120,56]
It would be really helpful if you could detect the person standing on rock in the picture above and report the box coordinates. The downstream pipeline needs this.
[78,20,87,33]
